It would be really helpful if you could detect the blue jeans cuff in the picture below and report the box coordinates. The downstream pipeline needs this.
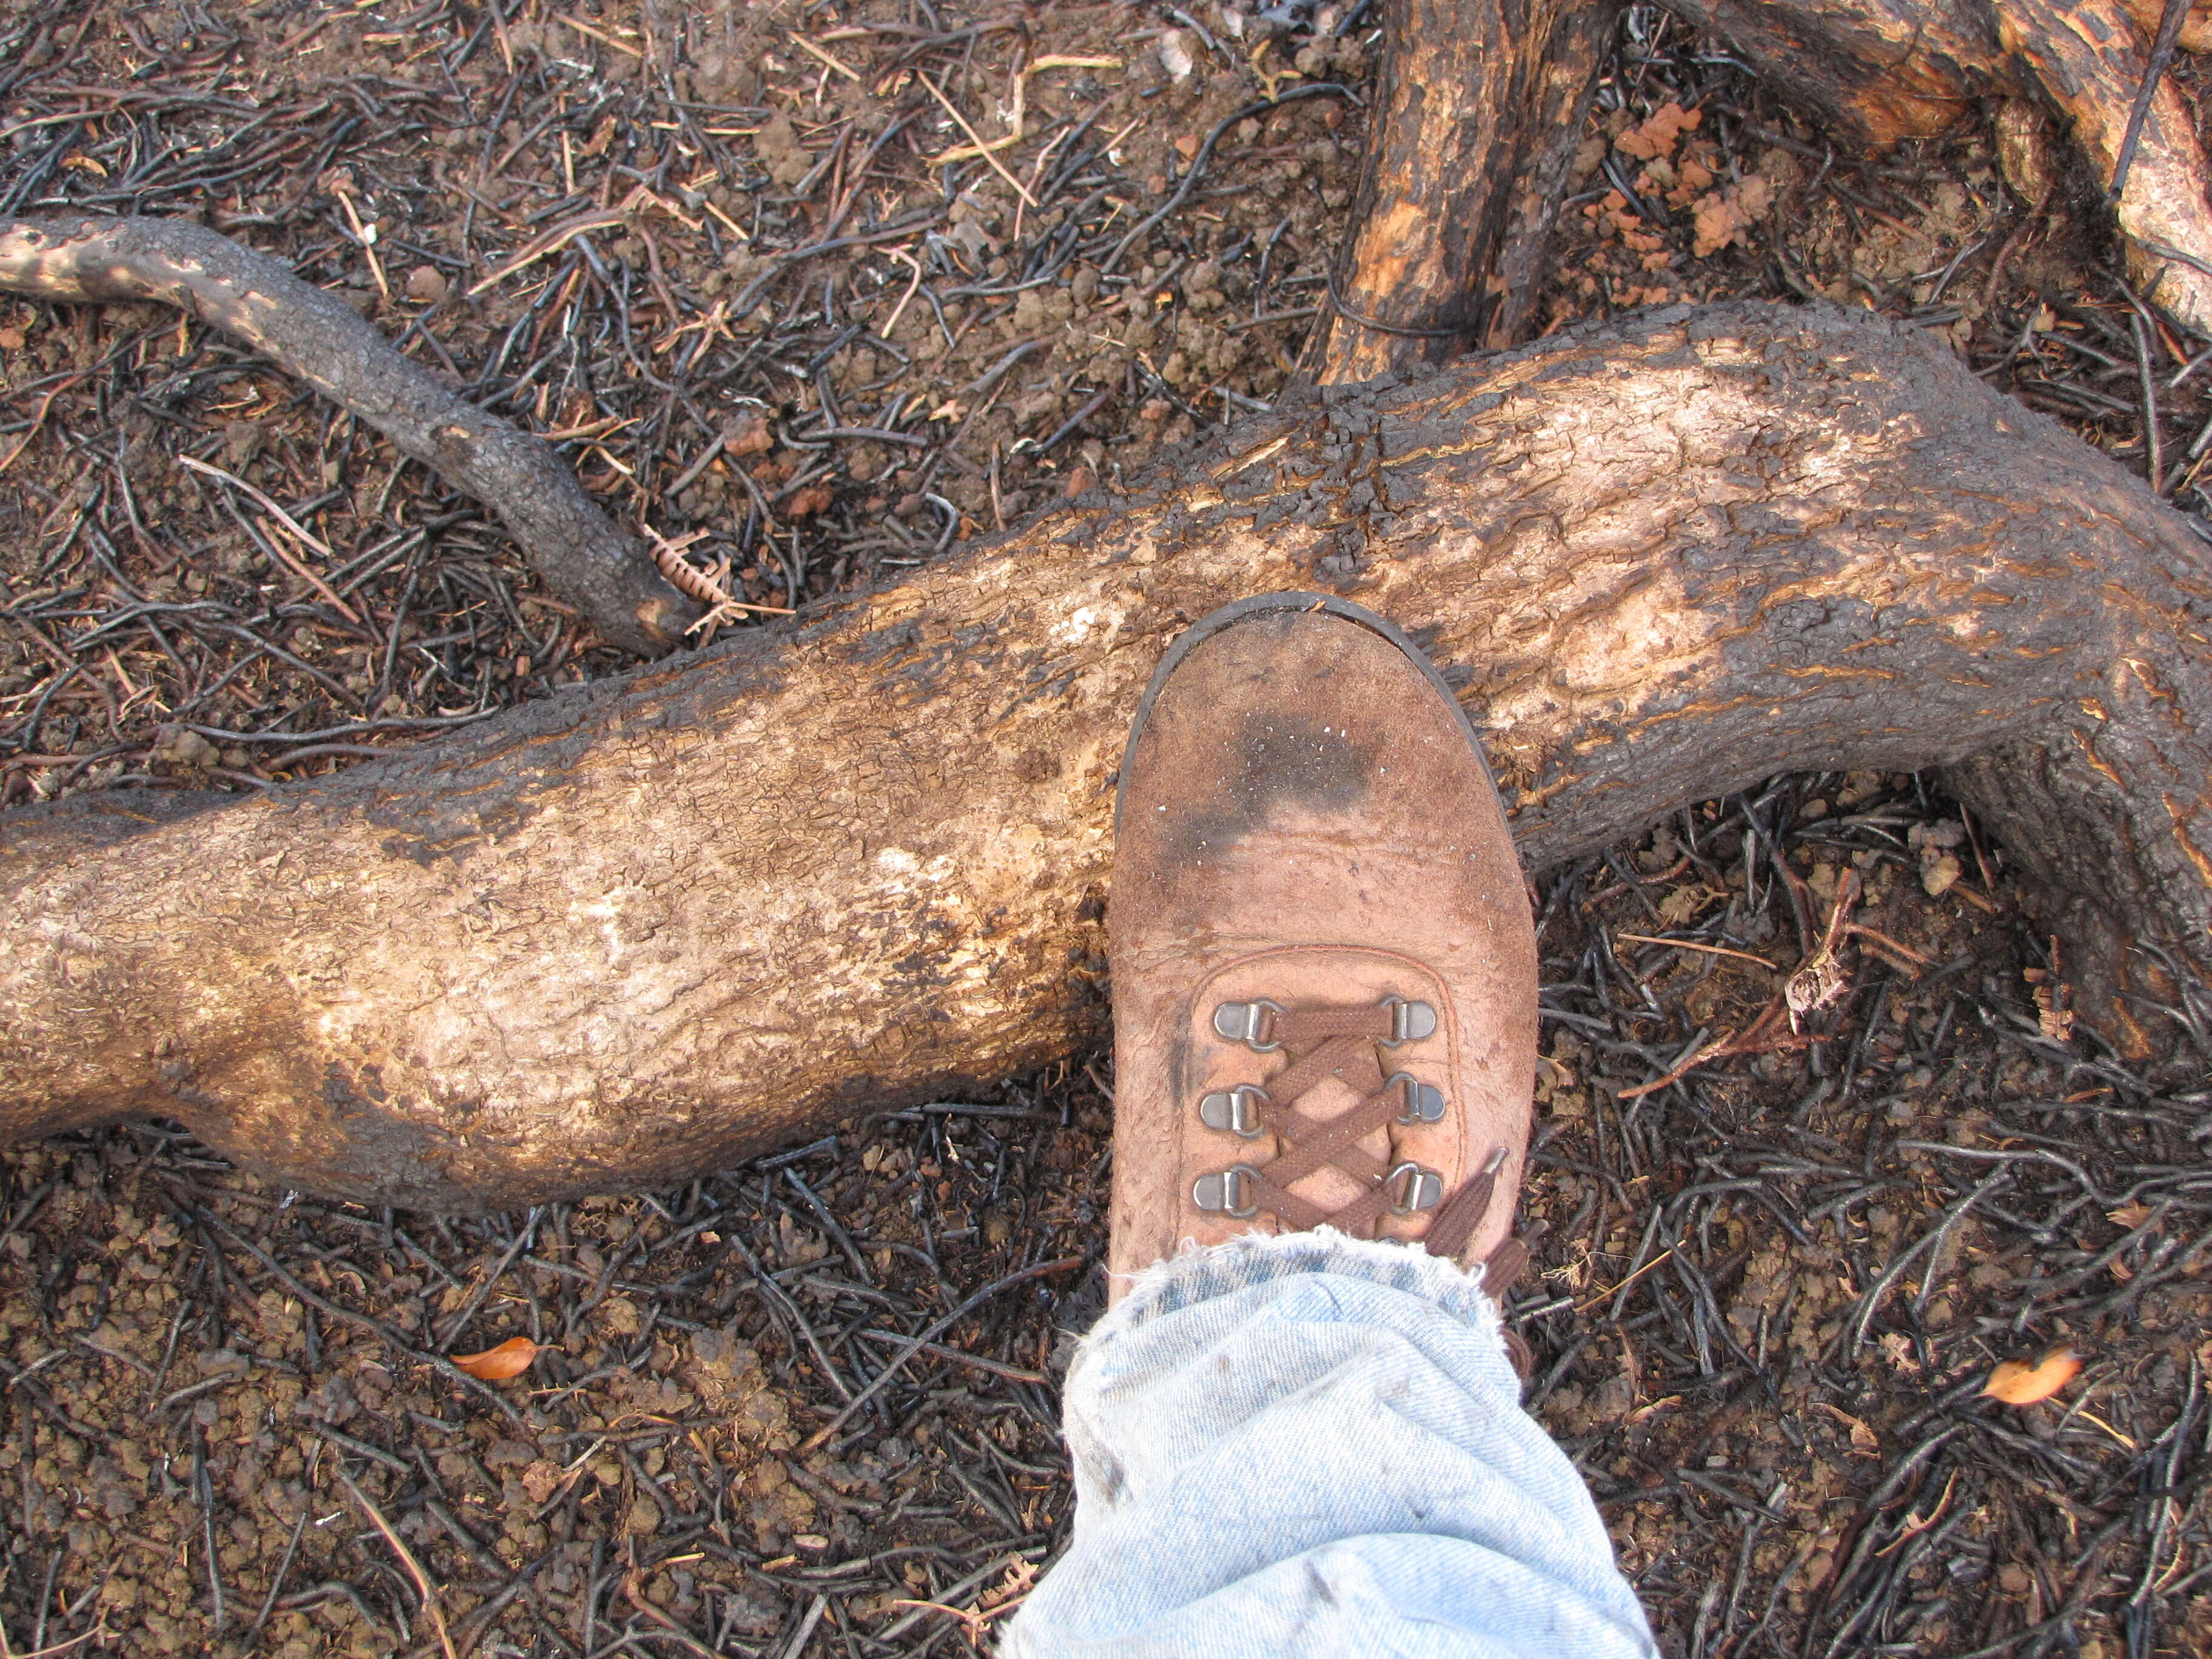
[1099,1226,1503,1344]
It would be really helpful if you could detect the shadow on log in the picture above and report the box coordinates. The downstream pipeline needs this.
[5,302,2208,1209]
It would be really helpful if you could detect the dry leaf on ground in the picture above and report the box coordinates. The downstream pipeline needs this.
[979,1558,1040,1613]
[1982,1346,2082,1405]
[2023,934,2074,1041]
[1820,1402,1882,1455]
[452,1335,546,1381]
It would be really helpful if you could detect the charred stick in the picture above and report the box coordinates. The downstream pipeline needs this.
[2113,0,2194,201]
[0,213,698,655]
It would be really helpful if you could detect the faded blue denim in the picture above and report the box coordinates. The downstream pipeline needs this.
[1002,1230,1654,1658]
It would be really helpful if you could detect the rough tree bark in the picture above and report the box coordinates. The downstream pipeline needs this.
[5,303,2209,1210]
[1313,0,1617,380]
[0,214,702,656]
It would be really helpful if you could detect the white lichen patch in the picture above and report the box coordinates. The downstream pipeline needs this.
[1051,605,1103,645]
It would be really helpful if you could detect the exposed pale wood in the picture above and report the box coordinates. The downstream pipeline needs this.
[1995,0,2212,333]
[2121,0,2212,55]
[5,304,2207,1208]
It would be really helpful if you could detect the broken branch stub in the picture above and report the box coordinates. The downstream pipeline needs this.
[0,213,700,656]
[1314,0,1615,378]
[3,303,2207,1209]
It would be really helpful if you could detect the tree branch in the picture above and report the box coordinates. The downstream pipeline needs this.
[4,303,2206,1208]
[0,213,700,656]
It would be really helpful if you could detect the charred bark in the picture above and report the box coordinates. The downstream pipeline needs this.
[1652,0,2009,146]
[1313,0,1617,379]
[0,214,701,657]
[5,303,2208,1209]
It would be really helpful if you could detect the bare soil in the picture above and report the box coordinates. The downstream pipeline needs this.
[4,4,2211,1656]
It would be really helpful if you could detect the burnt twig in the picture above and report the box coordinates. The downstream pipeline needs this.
[0,214,699,655]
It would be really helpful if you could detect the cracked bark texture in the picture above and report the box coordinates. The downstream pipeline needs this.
[0,213,700,655]
[1314,0,1617,379]
[4,302,2210,1208]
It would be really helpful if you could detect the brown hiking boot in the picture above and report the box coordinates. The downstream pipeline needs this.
[1107,593,1540,1304]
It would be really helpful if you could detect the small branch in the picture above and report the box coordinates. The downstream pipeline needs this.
[2111,0,2193,201]
[176,456,362,623]
[0,213,698,655]
[800,1256,1081,1449]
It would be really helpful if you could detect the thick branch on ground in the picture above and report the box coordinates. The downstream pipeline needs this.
[4,303,2206,1209]
[0,214,700,656]
[1313,0,1615,380]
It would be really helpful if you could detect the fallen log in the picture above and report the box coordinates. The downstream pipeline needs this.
[0,213,702,657]
[4,301,2208,1210]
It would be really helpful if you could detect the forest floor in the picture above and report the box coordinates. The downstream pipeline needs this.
[4,2,2212,1656]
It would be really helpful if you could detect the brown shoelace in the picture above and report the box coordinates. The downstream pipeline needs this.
[1195,996,1540,1305]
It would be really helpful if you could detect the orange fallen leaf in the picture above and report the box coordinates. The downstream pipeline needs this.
[452,1336,545,1381]
[1818,1401,1882,1456]
[2108,1202,2154,1230]
[1982,1345,2082,1406]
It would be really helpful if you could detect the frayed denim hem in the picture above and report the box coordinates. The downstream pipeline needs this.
[1096,1227,1502,1350]
[1007,1229,1654,1659]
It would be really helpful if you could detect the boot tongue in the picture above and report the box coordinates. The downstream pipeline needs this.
[1290,1069,1364,1122]
[1269,1068,1387,1215]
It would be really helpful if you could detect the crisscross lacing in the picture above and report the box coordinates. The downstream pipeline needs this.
[1199,999,1538,1299]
